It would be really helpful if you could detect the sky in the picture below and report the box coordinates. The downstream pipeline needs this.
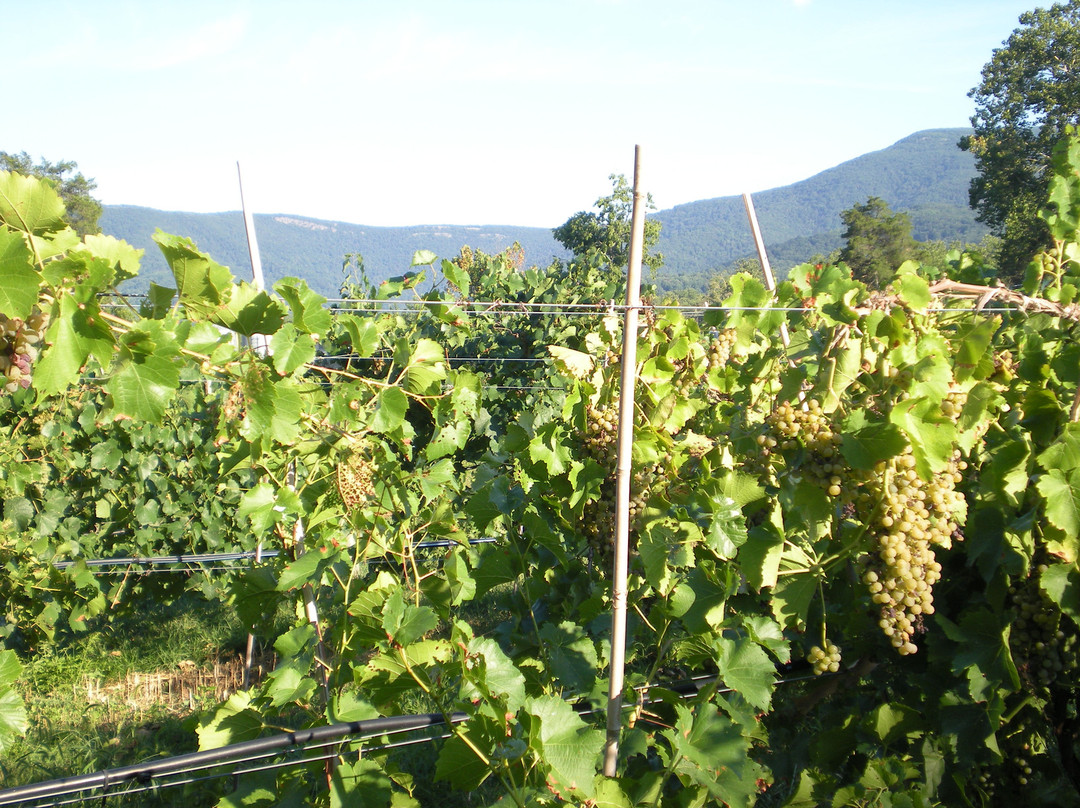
[6,0,1046,228]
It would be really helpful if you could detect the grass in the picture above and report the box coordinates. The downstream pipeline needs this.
[0,578,519,807]
[0,594,268,806]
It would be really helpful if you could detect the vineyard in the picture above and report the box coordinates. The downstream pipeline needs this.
[2,135,1080,807]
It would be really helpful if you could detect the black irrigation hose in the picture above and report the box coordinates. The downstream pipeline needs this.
[0,661,825,807]
[50,538,498,571]
[0,712,468,806]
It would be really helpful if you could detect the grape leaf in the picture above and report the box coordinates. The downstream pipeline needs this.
[0,227,39,319]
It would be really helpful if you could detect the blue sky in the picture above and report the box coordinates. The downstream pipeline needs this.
[8,0,1043,227]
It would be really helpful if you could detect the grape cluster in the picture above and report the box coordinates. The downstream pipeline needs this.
[762,399,849,500]
[337,451,375,510]
[1009,564,1079,689]
[706,329,737,372]
[857,450,966,655]
[579,402,662,561]
[940,389,967,422]
[0,308,50,394]
[807,641,841,675]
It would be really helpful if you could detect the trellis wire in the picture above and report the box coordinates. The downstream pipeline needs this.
[50,538,497,572]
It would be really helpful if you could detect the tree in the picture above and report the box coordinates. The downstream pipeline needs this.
[838,196,919,287]
[0,151,102,236]
[553,173,663,275]
[960,0,1080,283]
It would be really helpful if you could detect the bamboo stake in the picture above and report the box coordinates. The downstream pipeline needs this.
[742,192,790,349]
[237,163,265,690]
[603,146,646,777]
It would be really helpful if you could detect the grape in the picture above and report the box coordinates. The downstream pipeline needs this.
[807,641,842,675]
[578,402,665,562]
[762,399,850,501]
[0,307,50,394]
[857,448,966,655]
[1008,563,1079,689]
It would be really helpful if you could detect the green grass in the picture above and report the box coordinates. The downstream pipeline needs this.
[0,594,266,805]
[1,581,518,807]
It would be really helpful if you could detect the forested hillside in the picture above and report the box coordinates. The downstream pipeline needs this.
[101,208,571,296]
[653,128,987,288]
[101,128,984,297]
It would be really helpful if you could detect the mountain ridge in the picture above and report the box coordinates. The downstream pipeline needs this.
[100,127,984,297]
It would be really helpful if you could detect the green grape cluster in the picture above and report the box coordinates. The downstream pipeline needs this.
[858,450,966,655]
[762,399,849,499]
[579,403,663,562]
[941,389,967,421]
[0,308,50,394]
[1009,564,1079,688]
[706,328,737,372]
[807,641,841,675]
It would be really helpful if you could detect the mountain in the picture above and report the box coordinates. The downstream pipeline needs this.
[100,209,571,297]
[652,128,986,289]
[100,128,984,297]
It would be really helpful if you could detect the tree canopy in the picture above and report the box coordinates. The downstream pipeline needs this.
[960,0,1080,283]
[838,196,919,287]
[0,151,102,236]
[552,173,663,275]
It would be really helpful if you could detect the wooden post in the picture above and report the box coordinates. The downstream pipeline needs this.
[603,146,646,777]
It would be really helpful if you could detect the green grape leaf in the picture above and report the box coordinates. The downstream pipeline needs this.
[524,694,603,797]
[274,277,332,337]
[277,544,340,592]
[396,337,446,394]
[153,230,234,317]
[0,651,27,753]
[105,352,180,423]
[841,413,907,469]
[639,518,698,595]
[1039,423,1080,473]
[538,621,598,694]
[771,571,817,630]
[435,729,493,791]
[336,314,379,357]
[462,637,526,713]
[270,323,316,376]
[444,550,476,606]
[214,282,286,336]
[889,397,956,477]
[715,635,775,710]
[441,258,470,298]
[681,567,731,634]
[79,233,143,282]
[1040,563,1080,626]
[951,318,997,382]
[0,170,66,235]
[0,227,39,319]
[894,268,931,310]
[661,703,759,804]
[938,608,1020,699]
[382,589,438,647]
[197,691,264,750]
[1036,469,1080,538]
[741,614,790,665]
[741,520,785,591]
[242,374,302,444]
[371,386,408,434]
[330,759,392,808]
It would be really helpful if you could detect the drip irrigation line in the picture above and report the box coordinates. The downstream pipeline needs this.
[0,713,470,807]
[51,538,498,572]
[0,661,830,807]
